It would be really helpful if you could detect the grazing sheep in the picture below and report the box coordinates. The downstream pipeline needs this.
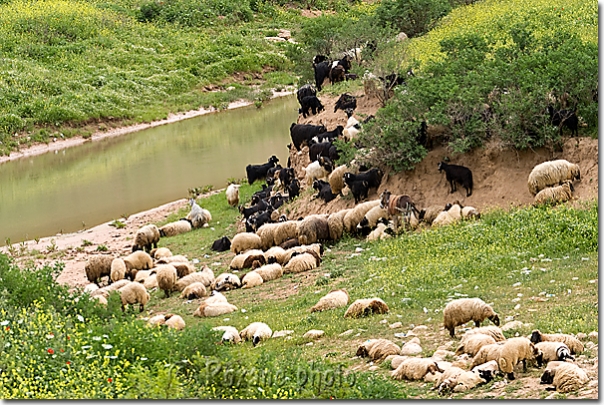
[455,333,497,357]
[391,358,444,381]
[527,159,581,196]
[231,232,263,254]
[263,246,287,265]
[297,214,330,245]
[124,250,154,280]
[156,264,178,298]
[174,266,215,290]
[240,322,273,346]
[327,208,350,241]
[283,252,320,274]
[164,314,186,330]
[343,200,381,233]
[241,271,264,288]
[419,205,444,225]
[442,298,500,337]
[533,181,574,206]
[254,262,284,282]
[498,337,543,380]
[357,339,401,361]
[159,219,193,237]
[463,325,506,342]
[535,342,575,363]
[91,279,131,298]
[143,274,158,290]
[344,298,389,318]
[470,343,505,368]
[213,326,242,344]
[179,282,207,299]
[211,236,231,252]
[193,302,238,318]
[110,258,127,283]
[186,198,212,228]
[132,224,161,253]
[150,247,173,260]
[540,361,589,392]
[530,330,584,354]
[226,184,240,207]
[310,289,349,312]
[438,162,473,197]
[118,282,150,312]
[85,255,114,285]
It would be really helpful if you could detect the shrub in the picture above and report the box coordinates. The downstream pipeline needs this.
[374,0,451,38]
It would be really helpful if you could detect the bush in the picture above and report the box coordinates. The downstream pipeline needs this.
[374,0,451,38]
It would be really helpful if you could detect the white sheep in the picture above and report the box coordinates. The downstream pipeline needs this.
[91,279,131,298]
[155,254,189,264]
[452,370,488,393]
[193,301,238,317]
[357,338,401,361]
[240,322,273,346]
[343,200,381,233]
[358,205,390,230]
[241,271,264,288]
[461,206,480,220]
[123,250,154,279]
[84,283,99,294]
[229,249,266,270]
[271,221,299,247]
[263,246,288,265]
[179,282,207,299]
[470,343,505,368]
[344,298,389,318]
[391,358,443,381]
[434,366,465,394]
[530,330,584,354]
[134,269,156,283]
[535,341,575,363]
[85,254,114,285]
[211,273,242,291]
[159,219,193,237]
[150,247,173,260]
[420,205,445,225]
[463,325,506,342]
[533,181,574,206]
[442,297,500,337]
[283,252,320,274]
[164,314,186,330]
[296,214,330,245]
[366,222,394,241]
[231,232,263,254]
[212,326,242,343]
[110,258,127,283]
[226,184,240,207]
[204,290,228,304]
[133,224,160,253]
[527,159,580,196]
[174,266,215,290]
[170,262,195,279]
[498,337,542,380]
[143,273,158,290]
[540,361,589,392]
[253,262,284,282]
[118,282,150,312]
[455,333,496,357]
[186,198,212,228]
[432,204,462,227]
[310,289,349,312]
[156,264,178,298]
[328,165,349,195]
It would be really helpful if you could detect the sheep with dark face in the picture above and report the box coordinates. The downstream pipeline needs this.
[442,298,500,337]
[527,159,580,196]
[299,96,325,118]
[132,224,160,253]
[290,123,327,151]
[438,162,474,197]
[246,155,279,185]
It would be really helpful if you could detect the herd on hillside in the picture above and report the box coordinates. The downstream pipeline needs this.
[78,52,589,396]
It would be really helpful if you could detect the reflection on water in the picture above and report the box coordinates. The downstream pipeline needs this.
[0,96,299,245]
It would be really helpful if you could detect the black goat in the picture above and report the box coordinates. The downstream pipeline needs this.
[251,184,273,205]
[343,167,383,191]
[297,84,316,107]
[308,141,339,162]
[312,125,344,144]
[246,155,279,184]
[547,105,578,137]
[278,167,295,187]
[344,179,370,204]
[437,161,473,197]
[248,206,275,231]
[334,93,357,113]
[210,236,231,252]
[345,73,358,81]
[286,178,301,199]
[269,192,288,209]
[239,198,270,219]
[312,179,337,203]
[299,96,325,118]
[329,65,346,84]
[313,61,331,92]
[290,123,327,151]
[265,164,283,185]
[313,55,328,65]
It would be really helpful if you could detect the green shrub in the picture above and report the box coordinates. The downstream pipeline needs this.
[374,0,451,38]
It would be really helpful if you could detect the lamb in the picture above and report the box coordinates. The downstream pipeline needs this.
[150,247,173,260]
[229,249,266,270]
[343,200,381,233]
[241,271,264,288]
[212,326,242,344]
[211,272,242,291]
[296,214,330,245]
[283,252,320,274]
[85,254,114,285]
[533,181,574,206]
[174,266,215,290]
[211,236,231,252]
[253,262,284,282]
[391,358,444,381]
[328,165,349,195]
[123,250,154,280]
[366,221,395,241]
[530,330,584,354]
[186,198,212,228]
[498,337,543,380]
[327,208,351,240]
[193,301,238,317]
[540,361,589,393]
[159,219,193,237]
[527,159,581,196]
[246,155,279,185]
[231,232,263,254]
[357,205,390,235]
[118,282,150,312]
[132,224,161,253]
[455,333,497,357]
[179,282,207,299]
[535,342,575,363]
[110,258,127,283]
[357,339,401,361]
[442,298,500,337]
[226,183,240,207]
[437,162,473,197]
[344,298,389,318]
[463,325,506,342]
[83,283,99,294]
[156,264,178,298]
[470,343,505,368]
[240,322,273,346]
[310,289,349,312]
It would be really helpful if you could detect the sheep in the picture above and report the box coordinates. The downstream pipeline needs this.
[123,250,154,280]
[85,254,114,285]
[91,294,108,305]
[150,247,173,260]
[299,95,325,118]
[283,252,320,274]
[171,262,195,279]
[212,272,242,291]
[419,205,444,225]
[156,264,178,298]
[328,165,349,195]
[452,370,491,393]
[310,289,349,312]
[241,271,264,288]
[432,203,463,227]
[297,214,330,245]
[463,325,506,342]
[159,219,193,237]
[366,221,395,241]
[143,274,158,290]
[470,343,506,368]
[303,159,331,186]
[455,333,497,357]
[90,279,131,298]
[540,361,589,392]
[357,205,390,235]
[263,246,287,265]
[527,159,581,196]
[290,123,327,151]
[179,282,208,299]
[193,301,238,317]
[133,268,155,283]
[438,162,473,197]
[533,181,574,206]
[256,221,299,249]
[163,313,186,330]
[226,184,240,207]
[108,259,126,287]
[229,249,265,270]
[174,266,215,290]
[343,200,381,233]
[434,366,466,394]
[204,290,227,304]
[389,355,410,370]
[231,232,263,254]
[498,337,543,380]
[212,326,242,344]
[254,262,284,282]
[327,208,350,241]
[357,339,401,361]
[442,298,500,337]
[283,243,323,263]
[240,322,273,346]
[186,198,212,228]
[391,358,444,381]
[344,298,389,318]
[84,283,99,294]
[155,254,189,264]
[132,224,161,253]
[211,236,231,252]
[530,330,584,354]
[547,105,579,137]
[147,314,167,327]
[246,155,279,185]
[535,342,575,363]
[461,206,480,220]
[118,282,150,312]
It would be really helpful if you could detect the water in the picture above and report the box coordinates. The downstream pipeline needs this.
[0,96,299,245]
